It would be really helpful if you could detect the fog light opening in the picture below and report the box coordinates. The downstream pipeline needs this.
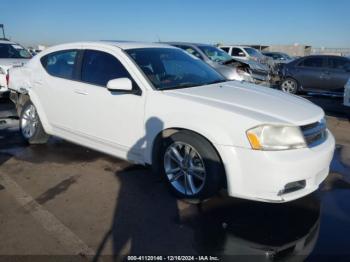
[278,180,306,196]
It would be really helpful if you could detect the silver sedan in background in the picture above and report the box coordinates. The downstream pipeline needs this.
[165,42,271,86]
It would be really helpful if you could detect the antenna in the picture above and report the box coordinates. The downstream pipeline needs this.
[0,24,5,39]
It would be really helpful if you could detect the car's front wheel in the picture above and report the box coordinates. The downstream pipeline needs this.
[280,78,299,94]
[20,101,49,144]
[160,131,225,200]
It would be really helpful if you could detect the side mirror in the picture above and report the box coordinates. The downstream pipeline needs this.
[238,52,246,57]
[107,78,133,92]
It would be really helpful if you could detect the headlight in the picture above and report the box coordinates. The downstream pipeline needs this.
[0,67,6,75]
[236,67,254,83]
[246,125,306,150]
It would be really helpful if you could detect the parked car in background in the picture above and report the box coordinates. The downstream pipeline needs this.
[219,45,269,64]
[280,55,350,94]
[8,41,334,202]
[0,39,32,96]
[166,42,270,85]
[344,78,350,107]
[263,52,293,63]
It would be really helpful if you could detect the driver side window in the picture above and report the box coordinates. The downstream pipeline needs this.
[81,50,131,86]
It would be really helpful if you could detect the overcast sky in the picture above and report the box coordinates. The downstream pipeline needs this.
[1,0,350,48]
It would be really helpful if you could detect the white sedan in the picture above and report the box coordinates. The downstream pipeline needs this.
[8,41,335,202]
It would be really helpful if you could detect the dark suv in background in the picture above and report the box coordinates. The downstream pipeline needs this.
[280,55,350,94]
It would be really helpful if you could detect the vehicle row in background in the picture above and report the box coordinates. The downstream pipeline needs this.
[166,42,271,86]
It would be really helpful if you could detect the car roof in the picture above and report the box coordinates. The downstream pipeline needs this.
[100,40,173,50]
[219,45,250,48]
[45,41,175,51]
[0,39,16,44]
[303,55,349,59]
[163,42,213,47]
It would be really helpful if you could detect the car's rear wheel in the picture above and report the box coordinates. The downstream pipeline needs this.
[20,101,49,144]
[160,131,225,200]
[281,78,298,94]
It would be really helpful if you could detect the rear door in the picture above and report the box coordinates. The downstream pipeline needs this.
[38,48,81,130]
[294,56,328,91]
[325,56,350,93]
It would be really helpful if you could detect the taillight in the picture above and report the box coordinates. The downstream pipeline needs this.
[6,73,9,87]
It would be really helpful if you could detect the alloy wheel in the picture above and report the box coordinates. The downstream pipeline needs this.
[281,79,297,93]
[21,105,38,139]
[164,142,206,196]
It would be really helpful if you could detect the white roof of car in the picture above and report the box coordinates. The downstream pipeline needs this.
[102,41,172,50]
[219,45,250,48]
[61,41,173,50]
[0,39,16,44]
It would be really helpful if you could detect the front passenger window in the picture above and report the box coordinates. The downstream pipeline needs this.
[81,50,131,86]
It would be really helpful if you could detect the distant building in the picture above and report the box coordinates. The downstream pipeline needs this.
[311,47,350,56]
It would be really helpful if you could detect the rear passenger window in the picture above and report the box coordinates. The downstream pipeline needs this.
[328,57,350,70]
[41,50,78,79]
[299,57,324,68]
[81,50,131,86]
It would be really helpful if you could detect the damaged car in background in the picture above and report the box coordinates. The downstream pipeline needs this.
[166,42,271,86]
[0,39,32,97]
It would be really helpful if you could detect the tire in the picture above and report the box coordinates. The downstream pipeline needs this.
[159,131,225,200]
[280,78,299,94]
[20,101,49,144]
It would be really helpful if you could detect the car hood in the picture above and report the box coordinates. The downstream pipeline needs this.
[0,59,29,70]
[227,58,270,73]
[230,57,270,72]
[166,81,324,125]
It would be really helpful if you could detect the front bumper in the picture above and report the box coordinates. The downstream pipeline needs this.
[218,130,335,202]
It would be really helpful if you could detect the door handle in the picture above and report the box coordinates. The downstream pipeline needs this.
[74,89,88,95]
[33,80,43,85]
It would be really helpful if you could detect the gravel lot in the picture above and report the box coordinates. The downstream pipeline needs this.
[0,95,349,261]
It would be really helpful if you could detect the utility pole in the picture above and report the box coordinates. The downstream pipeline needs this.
[0,24,5,39]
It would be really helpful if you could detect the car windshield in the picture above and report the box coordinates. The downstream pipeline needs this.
[281,53,292,60]
[244,48,264,58]
[126,48,226,90]
[197,45,232,63]
[0,43,32,59]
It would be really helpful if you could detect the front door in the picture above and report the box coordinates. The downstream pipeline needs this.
[68,48,146,161]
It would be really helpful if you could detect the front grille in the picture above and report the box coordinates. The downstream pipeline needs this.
[301,120,327,147]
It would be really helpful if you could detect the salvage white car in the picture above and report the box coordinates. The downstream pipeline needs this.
[8,41,335,202]
[0,39,31,96]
